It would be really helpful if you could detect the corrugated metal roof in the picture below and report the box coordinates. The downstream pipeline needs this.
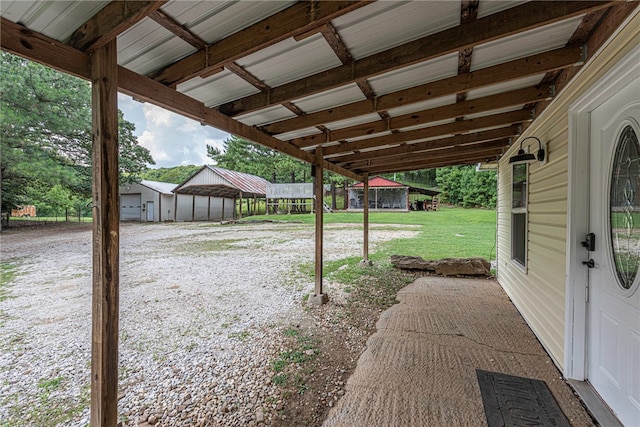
[236,33,342,89]
[141,180,178,194]
[333,1,460,60]
[173,166,269,198]
[207,166,269,196]
[2,0,628,177]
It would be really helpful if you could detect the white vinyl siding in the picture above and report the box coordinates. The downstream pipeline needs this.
[496,10,640,371]
[498,127,569,367]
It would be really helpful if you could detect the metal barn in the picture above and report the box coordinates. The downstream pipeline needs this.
[172,165,269,221]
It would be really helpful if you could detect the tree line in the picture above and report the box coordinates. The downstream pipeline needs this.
[1,52,153,218]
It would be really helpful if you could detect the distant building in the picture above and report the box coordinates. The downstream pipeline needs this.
[171,166,269,221]
[119,167,270,222]
[119,180,177,222]
[348,176,440,211]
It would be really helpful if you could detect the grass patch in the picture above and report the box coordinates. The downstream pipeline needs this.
[270,328,319,393]
[177,238,248,252]
[0,261,19,302]
[252,207,497,262]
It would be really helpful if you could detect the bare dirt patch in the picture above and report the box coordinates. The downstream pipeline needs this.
[0,220,418,426]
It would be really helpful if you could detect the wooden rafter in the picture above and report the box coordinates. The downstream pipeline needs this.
[334,125,519,166]
[152,1,370,86]
[70,1,167,52]
[350,140,509,171]
[322,109,531,156]
[218,1,613,116]
[264,45,584,136]
[149,9,207,49]
[357,147,507,174]
[290,84,552,147]
[456,1,479,107]
[225,62,268,91]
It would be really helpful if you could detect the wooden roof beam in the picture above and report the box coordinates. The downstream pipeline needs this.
[149,9,207,50]
[344,138,510,170]
[355,147,507,175]
[219,1,613,116]
[265,44,584,136]
[152,1,369,86]
[335,125,519,166]
[1,17,361,182]
[291,84,552,147]
[70,1,167,53]
[322,109,531,156]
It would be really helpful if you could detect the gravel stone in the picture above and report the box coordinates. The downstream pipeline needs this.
[0,221,417,426]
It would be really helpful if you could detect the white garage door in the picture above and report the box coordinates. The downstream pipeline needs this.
[121,194,141,221]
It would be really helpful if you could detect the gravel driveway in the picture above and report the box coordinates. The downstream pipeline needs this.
[0,221,418,426]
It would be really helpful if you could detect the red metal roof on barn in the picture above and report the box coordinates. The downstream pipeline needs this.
[351,176,406,188]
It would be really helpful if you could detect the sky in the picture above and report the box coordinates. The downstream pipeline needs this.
[118,93,230,169]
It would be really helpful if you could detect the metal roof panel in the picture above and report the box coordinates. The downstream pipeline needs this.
[386,95,457,118]
[293,84,367,115]
[207,166,269,196]
[178,71,261,108]
[119,18,195,75]
[0,1,109,42]
[324,113,382,132]
[471,15,584,71]
[477,0,530,18]
[333,1,461,60]
[236,106,298,127]
[165,1,295,45]
[368,52,459,95]
[466,74,545,100]
[237,34,342,88]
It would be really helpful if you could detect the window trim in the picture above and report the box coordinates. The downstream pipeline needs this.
[511,162,529,271]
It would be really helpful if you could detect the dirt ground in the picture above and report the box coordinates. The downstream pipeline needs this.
[0,220,417,426]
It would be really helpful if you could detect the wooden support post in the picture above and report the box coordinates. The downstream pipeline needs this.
[312,147,328,305]
[191,195,195,221]
[363,173,369,263]
[221,198,225,221]
[90,38,120,427]
[238,191,243,219]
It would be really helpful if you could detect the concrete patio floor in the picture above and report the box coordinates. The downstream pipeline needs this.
[323,276,597,427]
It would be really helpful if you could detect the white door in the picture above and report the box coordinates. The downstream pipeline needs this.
[588,74,640,426]
[146,201,154,222]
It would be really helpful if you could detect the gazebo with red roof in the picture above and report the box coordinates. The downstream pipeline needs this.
[348,176,441,211]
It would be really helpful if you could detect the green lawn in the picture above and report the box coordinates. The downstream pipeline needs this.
[251,207,497,262]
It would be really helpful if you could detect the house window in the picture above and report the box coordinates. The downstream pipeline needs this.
[511,163,528,268]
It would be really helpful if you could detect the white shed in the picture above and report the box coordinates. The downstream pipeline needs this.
[119,180,177,222]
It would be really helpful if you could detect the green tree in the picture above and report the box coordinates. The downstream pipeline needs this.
[1,52,154,214]
[141,165,202,184]
[436,165,497,208]
[207,136,310,182]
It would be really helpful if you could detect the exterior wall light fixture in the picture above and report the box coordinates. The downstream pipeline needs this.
[509,136,546,164]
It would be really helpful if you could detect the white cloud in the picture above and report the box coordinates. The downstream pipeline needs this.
[143,103,173,127]
[179,119,200,133]
[138,130,171,161]
[118,94,231,168]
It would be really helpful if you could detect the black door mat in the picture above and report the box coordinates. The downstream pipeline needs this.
[476,369,571,427]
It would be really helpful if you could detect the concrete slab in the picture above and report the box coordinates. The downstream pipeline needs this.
[323,277,596,427]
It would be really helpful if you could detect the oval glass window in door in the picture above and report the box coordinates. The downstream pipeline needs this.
[610,124,640,291]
